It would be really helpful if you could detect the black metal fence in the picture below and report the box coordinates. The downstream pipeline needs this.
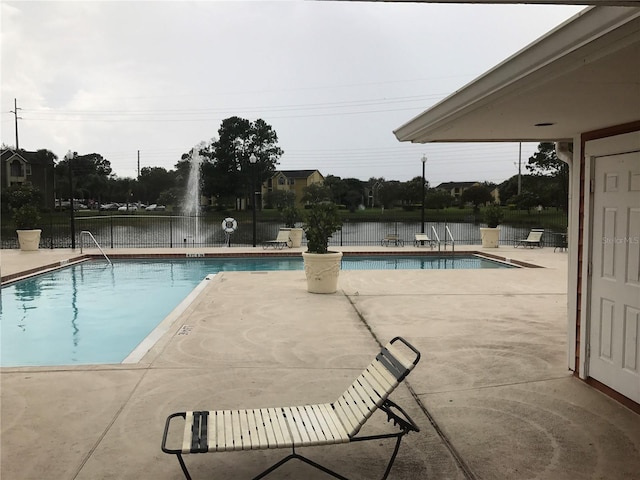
[1,209,568,250]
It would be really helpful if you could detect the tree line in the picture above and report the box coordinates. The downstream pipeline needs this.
[3,114,568,213]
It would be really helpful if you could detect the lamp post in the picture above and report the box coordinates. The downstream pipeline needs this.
[66,151,76,249]
[421,155,427,243]
[249,153,257,247]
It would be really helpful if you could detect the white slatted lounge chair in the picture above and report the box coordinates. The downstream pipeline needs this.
[162,337,421,480]
[263,229,292,249]
[414,233,436,248]
[515,229,545,248]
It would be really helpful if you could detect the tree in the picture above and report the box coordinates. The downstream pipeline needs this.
[401,177,424,205]
[526,142,569,211]
[424,189,453,210]
[461,184,494,212]
[138,167,177,204]
[263,190,295,210]
[55,152,113,203]
[324,176,365,212]
[378,180,402,209]
[301,183,332,204]
[204,116,283,207]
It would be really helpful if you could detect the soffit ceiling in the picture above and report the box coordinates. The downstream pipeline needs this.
[393,7,640,143]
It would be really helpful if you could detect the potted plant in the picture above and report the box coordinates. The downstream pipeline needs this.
[480,203,504,248]
[9,185,43,251]
[301,202,343,294]
[280,205,303,247]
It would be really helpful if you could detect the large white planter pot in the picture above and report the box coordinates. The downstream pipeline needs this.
[283,227,304,248]
[302,251,343,294]
[17,229,42,251]
[480,227,500,248]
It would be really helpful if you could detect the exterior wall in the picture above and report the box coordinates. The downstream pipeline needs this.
[263,170,324,208]
[3,155,28,186]
[565,139,581,373]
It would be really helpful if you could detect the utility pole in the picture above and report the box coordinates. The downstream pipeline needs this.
[10,98,21,149]
[137,150,140,179]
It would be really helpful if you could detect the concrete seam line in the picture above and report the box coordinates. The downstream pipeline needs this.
[70,369,150,480]
[344,292,477,480]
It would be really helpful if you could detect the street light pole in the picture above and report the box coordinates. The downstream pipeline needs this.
[249,153,257,247]
[66,151,76,249]
[421,155,427,242]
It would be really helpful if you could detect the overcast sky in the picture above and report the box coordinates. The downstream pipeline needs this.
[1,1,584,186]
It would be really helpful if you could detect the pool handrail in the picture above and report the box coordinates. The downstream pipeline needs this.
[430,225,441,251]
[444,225,455,253]
[80,230,112,265]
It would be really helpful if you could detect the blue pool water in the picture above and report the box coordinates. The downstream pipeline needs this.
[0,255,512,367]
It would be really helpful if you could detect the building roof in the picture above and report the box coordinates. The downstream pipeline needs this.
[1,149,26,162]
[394,6,640,143]
[435,181,479,189]
[1,149,54,166]
[274,170,319,179]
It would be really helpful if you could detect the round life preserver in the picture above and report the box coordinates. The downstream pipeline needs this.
[222,217,238,233]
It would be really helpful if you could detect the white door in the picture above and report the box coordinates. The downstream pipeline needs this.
[589,151,640,403]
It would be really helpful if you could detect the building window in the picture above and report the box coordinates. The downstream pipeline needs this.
[10,159,24,177]
[288,178,294,185]
[278,177,285,185]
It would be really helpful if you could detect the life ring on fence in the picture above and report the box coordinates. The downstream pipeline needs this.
[222,217,238,234]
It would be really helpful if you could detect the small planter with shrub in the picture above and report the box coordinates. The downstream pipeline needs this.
[280,206,303,248]
[9,184,43,251]
[301,202,343,293]
[480,203,504,248]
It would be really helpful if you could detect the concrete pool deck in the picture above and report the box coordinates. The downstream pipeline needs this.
[1,246,639,479]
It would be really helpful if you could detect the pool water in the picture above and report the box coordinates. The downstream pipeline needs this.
[0,255,512,367]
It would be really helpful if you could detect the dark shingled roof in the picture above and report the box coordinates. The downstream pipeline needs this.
[275,170,319,178]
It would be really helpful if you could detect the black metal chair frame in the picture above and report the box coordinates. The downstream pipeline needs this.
[381,234,404,247]
[163,398,419,480]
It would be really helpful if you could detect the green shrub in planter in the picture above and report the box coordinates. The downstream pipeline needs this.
[281,206,301,228]
[302,203,343,254]
[13,204,41,230]
[482,204,504,228]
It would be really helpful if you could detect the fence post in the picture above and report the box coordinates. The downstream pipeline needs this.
[110,216,114,249]
[169,217,173,248]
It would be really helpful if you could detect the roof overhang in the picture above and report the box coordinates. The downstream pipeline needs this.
[365,1,640,5]
[393,6,640,143]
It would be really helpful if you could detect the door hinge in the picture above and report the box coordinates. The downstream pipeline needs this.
[587,262,592,276]
[590,178,595,193]
[586,343,590,358]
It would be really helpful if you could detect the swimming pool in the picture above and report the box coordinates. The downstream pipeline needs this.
[0,255,513,367]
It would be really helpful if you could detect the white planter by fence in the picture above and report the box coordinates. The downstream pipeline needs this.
[480,227,500,248]
[17,229,42,251]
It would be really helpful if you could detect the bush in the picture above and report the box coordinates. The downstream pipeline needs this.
[281,206,301,228]
[482,204,504,228]
[302,203,343,254]
[8,184,42,230]
[13,204,41,230]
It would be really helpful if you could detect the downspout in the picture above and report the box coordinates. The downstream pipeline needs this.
[555,141,577,373]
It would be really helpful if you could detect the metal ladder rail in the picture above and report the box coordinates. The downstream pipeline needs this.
[430,226,442,252]
[444,225,455,253]
[80,230,112,265]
